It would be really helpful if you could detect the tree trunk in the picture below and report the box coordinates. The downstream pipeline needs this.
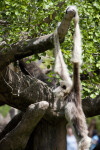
[25,119,66,150]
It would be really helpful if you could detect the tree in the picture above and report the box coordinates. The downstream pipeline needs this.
[0,0,100,150]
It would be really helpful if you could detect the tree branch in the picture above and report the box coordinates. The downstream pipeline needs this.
[0,6,76,71]
[0,20,9,25]
[0,68,54,111]
[82,95,100,117]
[0,67,100,119]
[0,101,49,150]
[0,112,23,140]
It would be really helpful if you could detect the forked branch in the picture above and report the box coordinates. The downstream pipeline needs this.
[0,101,49,150]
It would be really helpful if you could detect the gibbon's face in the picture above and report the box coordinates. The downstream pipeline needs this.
[53,80,71,98]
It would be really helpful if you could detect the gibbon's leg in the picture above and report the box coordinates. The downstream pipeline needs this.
[65,101,91,150]
[65,6,91,150]
[53,28,72,97]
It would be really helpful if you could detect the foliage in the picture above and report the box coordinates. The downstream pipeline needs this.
[0,105,10,117]
[0,0,100,100]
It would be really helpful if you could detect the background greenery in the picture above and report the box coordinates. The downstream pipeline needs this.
[0,0,100,128]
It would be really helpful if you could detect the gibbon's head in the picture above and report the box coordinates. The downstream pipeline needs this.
[53,80,72,98]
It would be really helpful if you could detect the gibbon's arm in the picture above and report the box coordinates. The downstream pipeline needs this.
[53,6,82,99]
[71,6,82,104]
[53,28,72,88]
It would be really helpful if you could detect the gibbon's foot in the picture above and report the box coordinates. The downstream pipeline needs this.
[78,136,92,150]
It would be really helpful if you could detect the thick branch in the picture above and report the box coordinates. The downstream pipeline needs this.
[0,69,54,111]
[0,113,23,140]
[0,6,76,70]
[82,95,100,117]
[0,67,100,118]
[0,101,49,150]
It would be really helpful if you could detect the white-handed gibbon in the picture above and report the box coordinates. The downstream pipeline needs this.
[53,6,91,150]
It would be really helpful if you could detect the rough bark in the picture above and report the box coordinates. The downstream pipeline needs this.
[25,119,66,150]
[0,112,23,141]
[0,101,49,150]
[18,59,55,87]
[0,68,54,111]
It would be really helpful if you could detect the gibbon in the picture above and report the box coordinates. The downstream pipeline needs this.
[53,6,91,150]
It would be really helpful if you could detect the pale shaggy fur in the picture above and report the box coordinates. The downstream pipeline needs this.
[53,28,72,97]
[53,6,91,150]
[65,99,91,150]
[53,27,72,86]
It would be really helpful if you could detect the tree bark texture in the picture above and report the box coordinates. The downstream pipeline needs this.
[25,119,66,150]
[0,102,49,150]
